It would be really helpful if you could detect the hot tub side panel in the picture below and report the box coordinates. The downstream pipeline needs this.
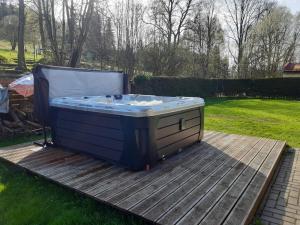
[153,107,204,159]
[51,108,123,162]
[50,107,152,170]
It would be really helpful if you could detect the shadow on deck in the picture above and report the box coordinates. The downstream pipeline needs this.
[0,131,286,225]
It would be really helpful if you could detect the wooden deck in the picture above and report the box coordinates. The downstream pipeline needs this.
[0,131,286,225]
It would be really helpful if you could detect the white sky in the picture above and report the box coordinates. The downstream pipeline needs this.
[109,0,300,14]
[278,0,300,14]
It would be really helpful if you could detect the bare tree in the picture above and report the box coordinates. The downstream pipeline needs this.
[20,0,300,79]
[284,12,300,63]
[0,15,18,50]
[112,0,144,78]
[224,0,271,77]
[148,0,194,75]
[36,0,46,50]
[86,4,112,68]
[67,1,94,66]
[188,0,223,77]
[17,0,26,71]
[245,7,300,77]
[40,0,63,64]
[37,0,94,66]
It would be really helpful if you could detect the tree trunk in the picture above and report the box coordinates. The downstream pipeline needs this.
[17,0,27,71]
[65,0,75,50]
[237,41,244,78]
[10,35,17,51]
[69,44,82,67]
[68,0,94,67]
[37,0,46,50]
[11,43,17,51]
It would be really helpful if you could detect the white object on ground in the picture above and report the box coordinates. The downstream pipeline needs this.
[8,73,34,97]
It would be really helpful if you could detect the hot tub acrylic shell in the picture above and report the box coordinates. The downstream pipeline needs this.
[50,96,204,170]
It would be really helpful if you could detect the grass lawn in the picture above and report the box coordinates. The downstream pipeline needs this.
[0,161,144,225]
[0,40,41,64]
[0,49,39,63]
[0,134,43,148]
[0,97,299,225]
[205,98,300,147]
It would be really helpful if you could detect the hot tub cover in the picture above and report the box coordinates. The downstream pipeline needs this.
[33,65,128,125]
[50,95,205,117]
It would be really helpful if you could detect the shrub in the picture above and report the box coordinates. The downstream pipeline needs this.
[133,74,152,84]
[37,57,55,65]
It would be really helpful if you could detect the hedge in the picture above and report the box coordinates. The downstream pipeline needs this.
[132,76,300,98]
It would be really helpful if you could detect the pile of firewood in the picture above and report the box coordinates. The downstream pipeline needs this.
[0,91,43,137]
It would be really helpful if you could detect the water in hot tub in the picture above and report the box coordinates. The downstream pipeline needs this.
[99,95,169,106]
[57,95,179,107]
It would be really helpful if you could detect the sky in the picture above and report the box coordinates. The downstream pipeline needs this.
[278,0,300,14]
[4,0,297,15]
[109,0,299,15]
[5,0,300,14]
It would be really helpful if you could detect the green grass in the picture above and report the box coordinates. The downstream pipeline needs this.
[0,49,40,63]
[205,98,300,147]
[0,134,43,148]
[0,161,144,225]
[0,40,41,64]
[0,97,299,225]
[0,40,11,50]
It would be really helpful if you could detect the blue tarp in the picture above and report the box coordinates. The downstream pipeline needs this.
[0,85,9,113]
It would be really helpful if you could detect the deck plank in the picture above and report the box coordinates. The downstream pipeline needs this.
[143,135,259,223]
[102,134,236,204]
[156,137,267,225]
[173,138,272,225]
[198,140,278,225]
[111,135,239,206]
[122,134,248,214]
[89,132,227,198]
[222,141,286,225]
[19,151,77,170]
[0,131,286,225]
[33,155,91,177]
[70,132,219,194]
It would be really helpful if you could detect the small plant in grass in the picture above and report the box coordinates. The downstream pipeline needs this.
[252,218,264,225]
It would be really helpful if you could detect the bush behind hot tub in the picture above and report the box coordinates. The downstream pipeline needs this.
[132,75,300,99]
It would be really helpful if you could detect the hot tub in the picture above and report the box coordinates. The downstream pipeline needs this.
[49,94,205,170]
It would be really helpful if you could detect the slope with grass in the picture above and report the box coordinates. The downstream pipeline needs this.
[0,40,41,65]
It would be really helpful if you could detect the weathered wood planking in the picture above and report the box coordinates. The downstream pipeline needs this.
[0,131,286,225]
